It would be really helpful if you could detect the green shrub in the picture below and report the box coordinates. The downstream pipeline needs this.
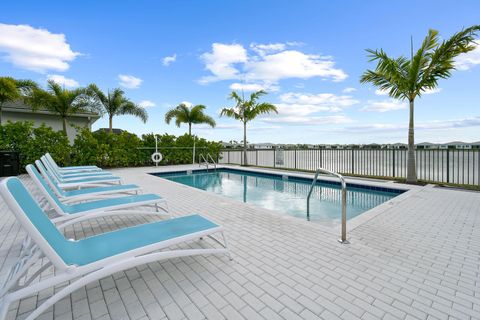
[0,121,71,171]
[141,133,222,165]
[0,121,222,169]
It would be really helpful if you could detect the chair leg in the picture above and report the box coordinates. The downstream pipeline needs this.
[221,232,233,261]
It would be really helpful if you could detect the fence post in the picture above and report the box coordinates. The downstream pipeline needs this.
[392,149,396,177]
[446,149,450,183]
[295,149,297,169]
[320,149,323,168]
[273,148,276,168]
[256,149,258,166]
[351,149,354,174]
[228,151,230,164]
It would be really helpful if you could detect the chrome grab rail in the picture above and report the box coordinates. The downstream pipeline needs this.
[206,153,217,170]
[307,168,349,244]
[199,154,209,170]
[199,153,217,171]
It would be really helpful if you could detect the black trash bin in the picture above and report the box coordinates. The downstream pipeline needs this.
[0,151,20,177]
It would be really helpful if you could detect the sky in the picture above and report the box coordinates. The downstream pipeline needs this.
[1,0,479,144]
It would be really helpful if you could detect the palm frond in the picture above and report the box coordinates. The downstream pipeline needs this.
[119,102,148,122]
[220,107,242,120]
[419,25,480,93]
[246,102,277,121]
[164,108,178,124]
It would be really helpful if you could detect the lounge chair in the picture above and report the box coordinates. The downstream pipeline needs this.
[41,156,118,182]
[40,157,123,188]
[35,160,141,203]
[0,177,230,320]
[45,152,101,172]
[26,164,169,224]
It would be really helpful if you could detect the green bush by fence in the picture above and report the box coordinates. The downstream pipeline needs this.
[0,121,222,170]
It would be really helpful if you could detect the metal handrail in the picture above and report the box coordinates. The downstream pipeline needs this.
[206,153,217,170]
[199,154,209,170]
[307,168,349,244]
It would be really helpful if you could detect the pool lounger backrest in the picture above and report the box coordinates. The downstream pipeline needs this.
[26,164,69,215]
[0,177,71,270]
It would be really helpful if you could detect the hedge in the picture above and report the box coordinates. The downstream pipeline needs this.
[0,121,222,171]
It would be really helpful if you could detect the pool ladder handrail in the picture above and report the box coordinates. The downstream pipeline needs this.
[307,168,349,244]
[206,153,217,171]
[199,153,217,171]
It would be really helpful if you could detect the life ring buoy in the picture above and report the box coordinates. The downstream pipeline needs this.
[151,152,163,163]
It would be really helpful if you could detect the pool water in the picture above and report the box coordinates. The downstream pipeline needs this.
[153,169,403,226]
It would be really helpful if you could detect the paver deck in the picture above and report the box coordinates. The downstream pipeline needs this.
[1,165,479,320]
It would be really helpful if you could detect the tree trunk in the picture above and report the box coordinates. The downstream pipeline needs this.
[189,123,192,136]
[62,117,68,136]
[243,122,248,166]
[0,105,3,125]
[109,116,113,133]
[406,99,417,183]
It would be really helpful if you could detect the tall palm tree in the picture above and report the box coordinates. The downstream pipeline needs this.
[360,25,480,183]
[220,90,277,166]
[165,103,216,135]
[0,77,38,124]
[29,80,97,135]
[88,85,148,132]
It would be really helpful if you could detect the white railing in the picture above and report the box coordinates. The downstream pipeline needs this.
[307,168,348,244]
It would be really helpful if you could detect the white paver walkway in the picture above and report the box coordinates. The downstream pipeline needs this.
[1,165,479,320]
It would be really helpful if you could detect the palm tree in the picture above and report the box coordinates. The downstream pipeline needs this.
[0,77,38,124]
[360,25,480,183]
[29,80,97,135]
[88,85,148,132]
[220,90,277,166]
[165,103,216,135]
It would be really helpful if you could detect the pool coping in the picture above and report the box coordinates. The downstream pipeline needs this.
[148,164,425,235]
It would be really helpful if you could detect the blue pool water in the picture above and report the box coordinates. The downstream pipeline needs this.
[153,169,404,226]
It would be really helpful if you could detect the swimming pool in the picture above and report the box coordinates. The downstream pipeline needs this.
[152,168,405,226]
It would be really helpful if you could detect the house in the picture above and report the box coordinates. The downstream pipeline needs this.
[443,141,472,149]
[471,142,480,149]
[251,143,275,149]
[2,101,100,143]
[94,128,126,135]
[416,142,438,149]
[388,143,407,149]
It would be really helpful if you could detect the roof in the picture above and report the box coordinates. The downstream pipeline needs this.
[4,101,100,119]
[94,128,125,135]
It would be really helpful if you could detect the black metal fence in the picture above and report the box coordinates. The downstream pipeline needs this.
[218,148,480,186]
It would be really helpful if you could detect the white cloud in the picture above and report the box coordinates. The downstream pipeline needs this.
[262,115,353,126]
[346,116,480,133]
[361,99,407,112]
[47,74,79,87]
[118,74,142,89]
[276,92,359,115]
[196,123,281,131]
[162,54,176,66]
[245,50,347,82]
[250,43,286,56]
[180,101,193,107]
[254,92,358,126]
[138,100,155,108]
[0,23,80,73]
[199,43,247,83]
[199,42,347,85]
[229,82,279,92]
[375,89,389,96]
[342,87,356,93]
[455,41,480,70]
